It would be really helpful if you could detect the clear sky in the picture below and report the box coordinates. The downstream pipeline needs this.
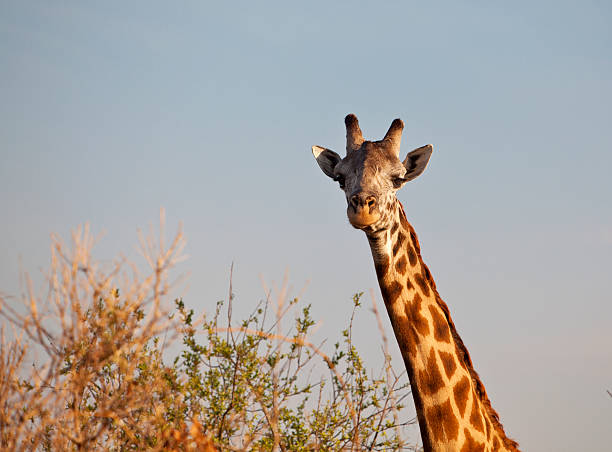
[1,1,611,450]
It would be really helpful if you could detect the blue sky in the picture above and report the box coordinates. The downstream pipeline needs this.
[1,1,611,449]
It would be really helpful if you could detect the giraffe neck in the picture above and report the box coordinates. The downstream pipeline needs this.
[365,199,519,452]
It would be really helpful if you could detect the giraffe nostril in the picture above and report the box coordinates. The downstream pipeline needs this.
[350,194,377,210]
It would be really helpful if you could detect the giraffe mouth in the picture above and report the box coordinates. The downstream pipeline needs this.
[347,209,381,229]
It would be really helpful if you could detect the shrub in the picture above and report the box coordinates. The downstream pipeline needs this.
[0,217,416,451]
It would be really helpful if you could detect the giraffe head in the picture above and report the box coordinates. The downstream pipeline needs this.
[312,114,433,233]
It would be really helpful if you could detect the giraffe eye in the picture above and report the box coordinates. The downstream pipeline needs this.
[334,175,346,189]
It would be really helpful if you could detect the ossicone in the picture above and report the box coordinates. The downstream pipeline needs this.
[383,118,404,156]
[345,114,364,154]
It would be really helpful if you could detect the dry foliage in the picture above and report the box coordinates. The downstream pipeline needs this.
[0,215,417,451]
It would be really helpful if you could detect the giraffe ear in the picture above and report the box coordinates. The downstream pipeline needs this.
[312,145,342,179]
[402,144,433,182]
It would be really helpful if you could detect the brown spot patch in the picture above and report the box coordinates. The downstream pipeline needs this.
[380,280,402,306]
[395,255,407,275]
[392,231,405,256]
[417,348,445,396]
[390,221,399,235]
[414,273,430,296]
[429,305,451,343]
[405,293,430,337]
[425,398,459,443]
[438,350,457,379]
[395,292,429,359]
[453,376,470,417]
[375,256,389,280]
[413,291,422,305]
[407,244,418,266]
[485,416,491,440]
[460,428,486,452]
[405,275,414,290]
[470,395,484,433]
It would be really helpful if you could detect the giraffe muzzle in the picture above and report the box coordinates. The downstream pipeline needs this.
[347,194,380,228]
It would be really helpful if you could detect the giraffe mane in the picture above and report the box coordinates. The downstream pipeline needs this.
[398,202,520,451]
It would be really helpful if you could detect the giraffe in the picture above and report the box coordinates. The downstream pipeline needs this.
[311,115,519,452]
